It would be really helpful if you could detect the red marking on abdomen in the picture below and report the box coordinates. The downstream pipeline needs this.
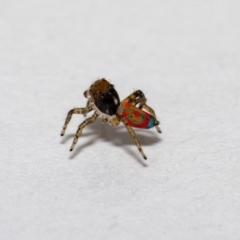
[121,102,152,129]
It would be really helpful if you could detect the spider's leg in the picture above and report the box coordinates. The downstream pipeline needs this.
[61,106,92,136]
[70,111,99,151]
[83,100,91,117]
[123,122,147,160]
[132,99,161,133]
[121,90,146,103]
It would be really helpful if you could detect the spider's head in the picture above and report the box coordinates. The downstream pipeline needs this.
[85,78,120,116]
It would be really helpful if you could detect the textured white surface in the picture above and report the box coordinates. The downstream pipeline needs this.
[1,1,240,239]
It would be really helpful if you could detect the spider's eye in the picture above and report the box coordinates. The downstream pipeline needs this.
[84,90,88,98]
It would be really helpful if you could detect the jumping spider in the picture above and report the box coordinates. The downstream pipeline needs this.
[61,78,161,159]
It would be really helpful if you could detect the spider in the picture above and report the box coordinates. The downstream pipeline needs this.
[60,78,161,159]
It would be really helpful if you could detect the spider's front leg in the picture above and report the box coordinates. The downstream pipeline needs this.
[123,122,147,160]
[61,105,92,136]
[70,111,99,151]
[83,100,91,117]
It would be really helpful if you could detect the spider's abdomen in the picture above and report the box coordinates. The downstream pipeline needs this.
[89,78,120,116]
[121,102,159,129]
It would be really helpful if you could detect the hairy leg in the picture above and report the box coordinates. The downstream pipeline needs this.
[70,111,99,151]
[121,90,147,103]
[61,106,92,136]
[83,100,92,117]
[123,122,147,160]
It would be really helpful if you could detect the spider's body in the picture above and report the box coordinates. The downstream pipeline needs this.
[61,78,161,160]
[86,79,120,116]
[120,102,157,129]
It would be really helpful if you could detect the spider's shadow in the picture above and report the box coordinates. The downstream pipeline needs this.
[60,118,162,166]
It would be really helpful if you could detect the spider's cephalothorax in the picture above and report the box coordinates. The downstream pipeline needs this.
[85,79,120,116]
[61,78,161,160]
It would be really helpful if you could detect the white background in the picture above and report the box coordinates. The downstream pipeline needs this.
[1,1,240,239]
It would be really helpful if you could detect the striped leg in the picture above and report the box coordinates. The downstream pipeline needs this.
[83,100,91,117]
[123,122,147,160]
[70,111,99,151]
[61,106,92,136]
[122,90,146,103]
